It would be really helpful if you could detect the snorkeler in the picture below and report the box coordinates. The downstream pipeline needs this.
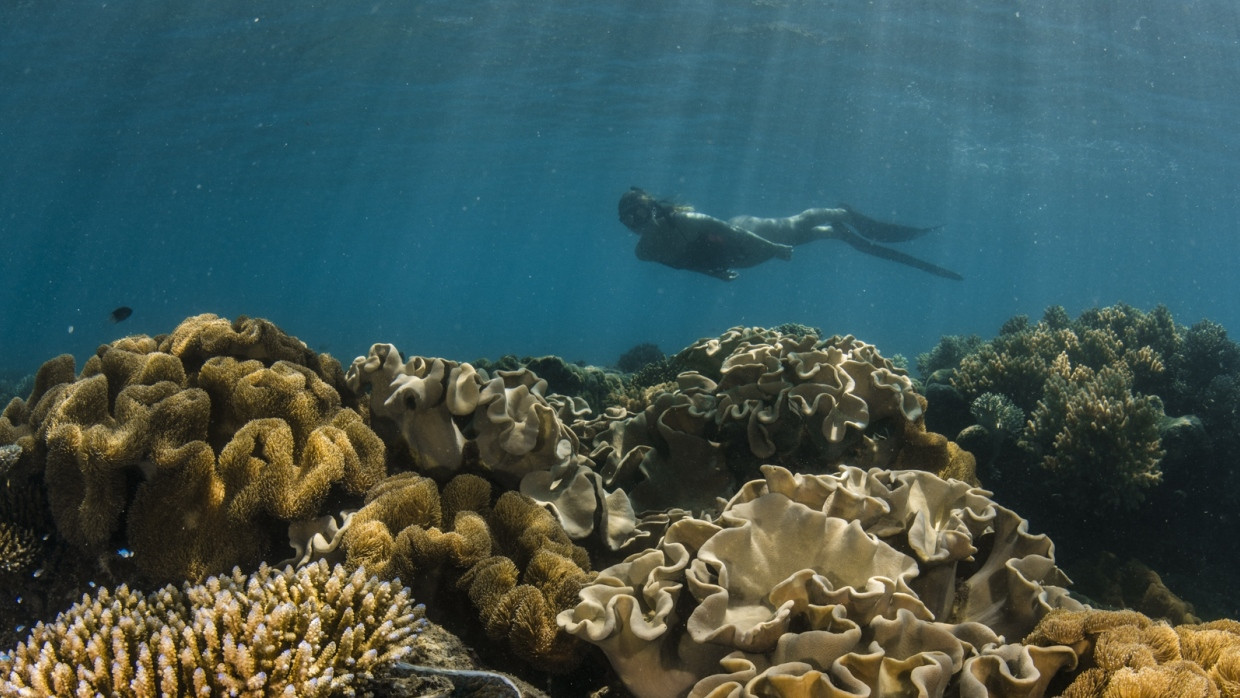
[617,187,963,281]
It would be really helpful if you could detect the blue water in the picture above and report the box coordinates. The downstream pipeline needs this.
[1,1,1237,374]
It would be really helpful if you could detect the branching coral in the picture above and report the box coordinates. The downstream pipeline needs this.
[945,304,1171,416]
[918,305,1180,515]
[1022,355,1165,510]
[0,560,427,697]
[560,464,1080,698]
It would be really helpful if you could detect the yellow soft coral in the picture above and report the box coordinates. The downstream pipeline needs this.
[1028,609,1240,698]
[339,474,593,673]
[8,315,385,583]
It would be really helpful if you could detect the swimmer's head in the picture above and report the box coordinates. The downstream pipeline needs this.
[619,187,679,234]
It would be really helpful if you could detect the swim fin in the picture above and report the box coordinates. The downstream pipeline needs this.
[839,203,942,242]
[833,228,963,280]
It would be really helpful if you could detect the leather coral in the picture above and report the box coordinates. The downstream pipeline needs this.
[559,464,1080,698]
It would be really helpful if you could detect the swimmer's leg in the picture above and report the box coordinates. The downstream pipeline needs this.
[818,227,962,280]
[839,204,942,242]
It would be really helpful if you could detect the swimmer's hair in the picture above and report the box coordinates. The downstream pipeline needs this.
[619,187,692,228]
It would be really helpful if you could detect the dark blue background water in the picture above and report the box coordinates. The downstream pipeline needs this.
[2,1,1237,374]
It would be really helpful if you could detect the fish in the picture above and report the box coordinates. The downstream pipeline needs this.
[109,306,133,323]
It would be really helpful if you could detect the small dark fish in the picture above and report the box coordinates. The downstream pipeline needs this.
[109,306,133,323]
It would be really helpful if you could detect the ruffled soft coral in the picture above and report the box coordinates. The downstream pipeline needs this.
[560,464,1080,698]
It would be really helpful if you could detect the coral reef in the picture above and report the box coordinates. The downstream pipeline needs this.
[1026,609,1240,697]
[0,314,384,583]
[920,304,1240,618]
[9,311,1240,696]
[560,464,1080,698]
[916,333,984,380]
[346,345,581,482]
[0,561,427,697]
[348,328,973,561]
[957,391,1025,478]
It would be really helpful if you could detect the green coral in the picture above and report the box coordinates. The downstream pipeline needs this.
[916,333,983,378]
[471,354,624,415]
[614,342,664,373]
[970,392,1025,436]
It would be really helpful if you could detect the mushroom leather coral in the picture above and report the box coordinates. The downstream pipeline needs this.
[7,314,383,582]
[559,464,1080,698]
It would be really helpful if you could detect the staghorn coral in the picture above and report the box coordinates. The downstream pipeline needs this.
[2,314,383,583]
[560,464,1080,698]
[0,560,426,697]
[1022,355,1165,510]
[1026,609,1240,698]
[336,472,595,673]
